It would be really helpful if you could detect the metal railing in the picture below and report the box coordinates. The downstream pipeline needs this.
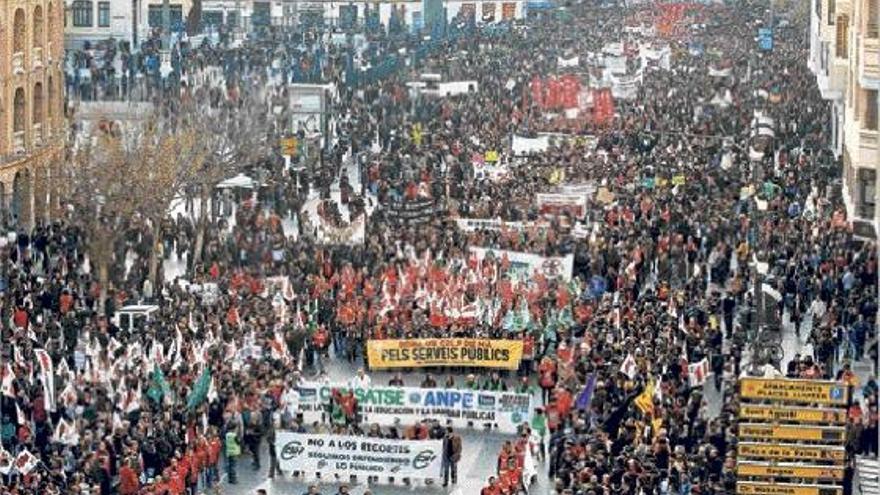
[13,131,26,154]
[33,124,43,147]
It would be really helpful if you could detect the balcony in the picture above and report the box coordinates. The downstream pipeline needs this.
[33,124,43,147]
[861,129,878,150]
[863,37,879,84]
[857,129,879,170]
[13,131,26,154]
[33,47,43,69]
[12,52,25,75]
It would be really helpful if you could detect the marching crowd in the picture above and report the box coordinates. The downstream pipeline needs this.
[2,0,878,494]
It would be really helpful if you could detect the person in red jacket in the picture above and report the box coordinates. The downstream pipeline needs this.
[207,433,222,488]
[481,476,502,495]
[119,458,140,495]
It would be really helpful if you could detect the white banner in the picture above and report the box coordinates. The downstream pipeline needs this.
[536,192,588,218]
[469,247,575,281]
[275,432,443,479]
[301,198,367,245]
[297,383,532,433]
[640,46,671,71]
[557,55,580,68]
[455,218,549,233]
[473,161,510,182]
[557,182,597,196]
[511,135,550,156]
[608,72,643,100]
[708,66,732,78]
[605,55,628,74]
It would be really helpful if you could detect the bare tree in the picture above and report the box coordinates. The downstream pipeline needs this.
[69,117,209,303]
[180,91,271,271]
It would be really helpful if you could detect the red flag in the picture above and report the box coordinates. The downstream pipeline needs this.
[530,76,545,108]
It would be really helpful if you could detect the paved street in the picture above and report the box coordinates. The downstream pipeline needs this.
[214,354,734,495]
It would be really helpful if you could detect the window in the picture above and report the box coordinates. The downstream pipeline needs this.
[857,168,876,219]
[482,2,496,22]
[33,6,44,48]
[503,2,517,20]
[98,2,110,27]
[72,1,93,27]
[816,0,822,18]
[868,0,879,38]
[148,5,183,30]
[865,89,879,130]
[13,9,26,53]
[202,10,223,27]
[253,2,271,26]
[828,0,835,25]
[836,15,848,57]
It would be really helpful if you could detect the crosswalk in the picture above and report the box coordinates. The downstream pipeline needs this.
[858,456,880,495]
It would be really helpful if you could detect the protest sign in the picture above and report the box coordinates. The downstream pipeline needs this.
[297,383,532,433]
[557,56,580,68]
[469,247,575,281]
[511,135,550,155]
[383,198,446,224]
[473,159,510,182]
[275,432,443,479]
[557,182,597,197]
[455,218,549,233]
[536,193,588,218]
[367,338,523,370]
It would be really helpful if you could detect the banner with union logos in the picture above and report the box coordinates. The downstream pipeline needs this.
[275,432,443,479]
[468,247,574,281]
[297,382,532,433]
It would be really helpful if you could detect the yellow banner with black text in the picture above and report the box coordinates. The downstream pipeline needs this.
[367,338,523,369]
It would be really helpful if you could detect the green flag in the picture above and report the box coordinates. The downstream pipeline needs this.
[186,368,211,410]
[147,366,170,404]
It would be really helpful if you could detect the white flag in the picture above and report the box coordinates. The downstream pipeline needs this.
[13,449,38,475]
[15,402,26,426]
[0,448,12,475]
[53,418,80,445]
[1,364,15,398]
[687,358,710,388]
[34,349,56,412]
[620,353,638,380]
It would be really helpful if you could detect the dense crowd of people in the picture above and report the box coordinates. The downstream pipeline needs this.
[1,0,877,494]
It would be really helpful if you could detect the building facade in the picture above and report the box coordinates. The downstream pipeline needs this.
[200,0,525,33]
[841,0,878,236]
[0,0,66,227]
[809,0,878,237]
[64,0,194,49]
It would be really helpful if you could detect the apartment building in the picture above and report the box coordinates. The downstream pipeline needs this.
[0,0,66,226]
[64,0,194,48]
[809,0,878,236]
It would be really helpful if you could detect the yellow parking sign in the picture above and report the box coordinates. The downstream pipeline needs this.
[739,378,849,405]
